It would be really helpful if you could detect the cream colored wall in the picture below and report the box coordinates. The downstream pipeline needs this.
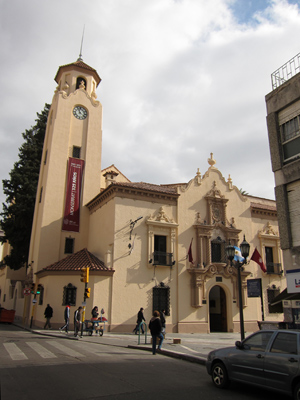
[89,195,178,331]
[32,274,111,329]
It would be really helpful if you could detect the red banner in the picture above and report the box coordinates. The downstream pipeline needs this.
[62,157,85,232]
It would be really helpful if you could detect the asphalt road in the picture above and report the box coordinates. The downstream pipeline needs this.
[0,324,291,400]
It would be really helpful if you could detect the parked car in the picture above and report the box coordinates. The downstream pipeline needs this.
[206,330,300,400]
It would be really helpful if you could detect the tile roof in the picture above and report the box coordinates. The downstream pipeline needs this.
[40,248,111,272]
[54,60,101,85]
[111,181,178,194]
[250,202,277,211]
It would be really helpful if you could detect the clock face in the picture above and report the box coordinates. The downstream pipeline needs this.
[73,106,87,120]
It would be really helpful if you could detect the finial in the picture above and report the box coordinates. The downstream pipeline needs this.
[77,25,85,61]
[208,152,216,167]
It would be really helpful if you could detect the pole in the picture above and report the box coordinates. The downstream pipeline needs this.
[81,283,87,337]
[30,294,37,329]
[259,278,265,321]
[237,264,245,341]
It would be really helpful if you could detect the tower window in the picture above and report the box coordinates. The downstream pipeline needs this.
[65,238,74,254]
[76,77,86,90]
[72,146,81,159]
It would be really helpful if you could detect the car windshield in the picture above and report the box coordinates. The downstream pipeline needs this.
[243,331,273,351]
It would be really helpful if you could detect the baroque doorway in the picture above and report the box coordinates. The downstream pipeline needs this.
[209,285,227,332]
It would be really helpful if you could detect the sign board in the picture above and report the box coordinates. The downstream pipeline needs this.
[32,299,37,304]
[286,269,300,293]
[23,288,31,296]
[247,278,262,298]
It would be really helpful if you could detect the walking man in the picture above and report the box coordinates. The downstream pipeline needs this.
[44,304,53,329]
[60,304,70,333]
[74,306,83,337]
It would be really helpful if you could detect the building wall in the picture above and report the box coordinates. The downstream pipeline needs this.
[266,71,300,277]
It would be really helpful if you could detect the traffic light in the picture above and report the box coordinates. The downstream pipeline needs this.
[80,267,89,283]
[85,288,91,298]
[30,283,35,294]
[36,284,42,294]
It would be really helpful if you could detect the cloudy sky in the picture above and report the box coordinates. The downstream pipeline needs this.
[1,0,300,206]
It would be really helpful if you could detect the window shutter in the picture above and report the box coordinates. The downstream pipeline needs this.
[287,180,300,247]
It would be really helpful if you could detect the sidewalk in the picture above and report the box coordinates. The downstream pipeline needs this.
[23,324,250,366]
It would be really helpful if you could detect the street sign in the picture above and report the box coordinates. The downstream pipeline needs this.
[32,299,37,304]
[23,288,31,296]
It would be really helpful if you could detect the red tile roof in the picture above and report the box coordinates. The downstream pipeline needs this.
[111,181,178,194]
[40,248,110,272]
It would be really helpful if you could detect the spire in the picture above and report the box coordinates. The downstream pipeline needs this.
[77,25,85,61]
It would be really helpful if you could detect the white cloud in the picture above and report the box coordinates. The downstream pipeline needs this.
[1,0,300,208]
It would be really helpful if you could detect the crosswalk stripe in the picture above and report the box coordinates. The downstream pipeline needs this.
[46,340,86,358]
[26,342,57,358]
[4,343,28,360]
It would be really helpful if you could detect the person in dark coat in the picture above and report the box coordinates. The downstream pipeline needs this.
[44,304,53,329]
[91,306,99,319]
[74,306,83,337]
[133,307,146,334]
[149,310,164,355]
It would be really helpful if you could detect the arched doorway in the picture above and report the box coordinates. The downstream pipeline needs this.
[209,285,227,332]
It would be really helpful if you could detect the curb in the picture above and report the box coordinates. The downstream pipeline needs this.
[128,345,207,365]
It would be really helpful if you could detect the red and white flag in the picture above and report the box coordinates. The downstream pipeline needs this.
[250,248,266,273]
[187,239,194,264]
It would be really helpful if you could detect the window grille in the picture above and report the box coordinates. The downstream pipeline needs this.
[152,284,170,316]
[62,284,77,306]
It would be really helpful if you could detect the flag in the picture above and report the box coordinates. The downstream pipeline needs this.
[251,248,266,273]
[187,239,194,264]
[233,246,244,263]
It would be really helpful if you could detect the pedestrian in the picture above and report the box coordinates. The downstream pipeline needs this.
[60,304,70,333]
[91,306,99,320]
[149,310,164,355]
[74,306,83,337]
[160,309,166,338]
[44,304,53,329]
[133,307,146,334]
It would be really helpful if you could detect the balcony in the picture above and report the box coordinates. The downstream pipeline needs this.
[152,251,174,267]
[266,262,282,275]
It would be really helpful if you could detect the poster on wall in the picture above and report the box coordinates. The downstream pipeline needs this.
[62,157,85,232]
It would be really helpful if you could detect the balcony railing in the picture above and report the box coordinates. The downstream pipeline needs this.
[153,251,174,267]
[266,262,282,275]
[271,52,300,90]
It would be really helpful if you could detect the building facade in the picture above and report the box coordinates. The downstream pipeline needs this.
[266,53,300,294]
[0,58,286,333]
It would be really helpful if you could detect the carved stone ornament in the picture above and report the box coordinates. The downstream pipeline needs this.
[259,221,278,237]
[148,207,174,223]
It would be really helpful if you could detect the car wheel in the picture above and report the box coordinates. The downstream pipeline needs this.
[294,382,300,400]
[211,362,229,389]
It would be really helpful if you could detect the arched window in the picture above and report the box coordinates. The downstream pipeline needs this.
[76,77,86,90]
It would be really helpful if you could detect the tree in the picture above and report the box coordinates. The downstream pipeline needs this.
[0,104,50,270]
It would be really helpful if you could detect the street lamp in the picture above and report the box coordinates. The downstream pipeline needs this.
[226,235,250,341]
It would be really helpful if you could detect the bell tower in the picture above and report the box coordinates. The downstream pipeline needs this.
[28,58,102,272]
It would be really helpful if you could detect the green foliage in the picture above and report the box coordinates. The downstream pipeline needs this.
[1,104,50,270]
[239,188,249,196]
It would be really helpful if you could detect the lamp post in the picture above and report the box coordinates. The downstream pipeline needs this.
[226,235,250,341]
